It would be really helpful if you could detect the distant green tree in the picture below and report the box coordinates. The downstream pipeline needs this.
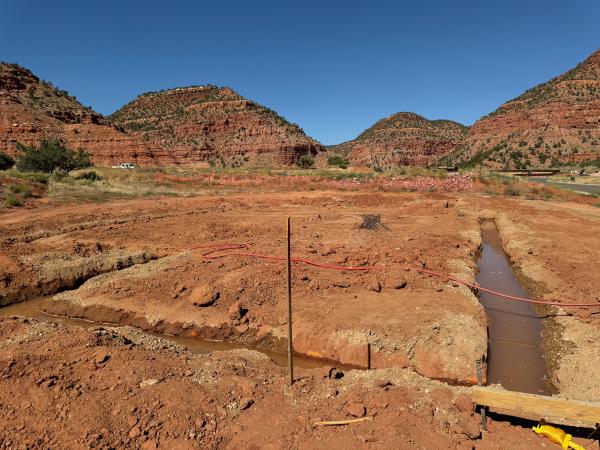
[16,139,92,173]
[327,155,349,169]
[0,151,15,170]
[297,155,315,169]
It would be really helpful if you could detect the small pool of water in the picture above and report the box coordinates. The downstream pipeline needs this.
[0,297,341,371]
[477,220,547,394]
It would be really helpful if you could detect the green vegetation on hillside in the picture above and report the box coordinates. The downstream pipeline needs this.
[16,139,91,173]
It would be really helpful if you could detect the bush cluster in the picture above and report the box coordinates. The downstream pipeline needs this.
[16,139,91,173]
[297,155,315,169]
[327,155,349,169]
[0,152,15,170]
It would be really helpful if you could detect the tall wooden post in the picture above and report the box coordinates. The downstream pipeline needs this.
[286,216,294,385]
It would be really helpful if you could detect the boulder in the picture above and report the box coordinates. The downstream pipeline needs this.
[189,285,219,307]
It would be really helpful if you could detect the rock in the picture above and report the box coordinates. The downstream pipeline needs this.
[344,403,366,418]
[141,440,158,450]
[457,415,481,439]
[235,324,249,334]
[189,285,219,307]
[94,351,110,365]
[195,417,206,428]
[330,368,344,379]
[368,280,382,293]
[333,281,350,288]
[129,426,141,439]
[374,379,392,388]
[127,415,138,427]
[239,398,254,410]
[228,301,245,321]
[390,279,407,289]
[139,379,159,388]
[40,378,56,388]
[453,394,474,414]
[320,248,336,256]
[172,284,186,299]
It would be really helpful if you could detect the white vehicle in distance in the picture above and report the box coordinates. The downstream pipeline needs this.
[112,163,136,169]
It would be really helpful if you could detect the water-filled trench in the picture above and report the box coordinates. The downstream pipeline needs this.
[477,219,547,394]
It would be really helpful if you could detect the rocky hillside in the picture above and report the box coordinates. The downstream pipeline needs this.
[443,49,600,168]
[0,63,169,166]
[109,86,323,166]
[330,112,468,168]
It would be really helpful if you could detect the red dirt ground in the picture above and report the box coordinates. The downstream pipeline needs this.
[1,188,599,448]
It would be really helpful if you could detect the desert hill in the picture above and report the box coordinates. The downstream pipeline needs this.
[0,63,169,166]
[442,49,600,168]
[109,86,322,166]
[330,112,467,168]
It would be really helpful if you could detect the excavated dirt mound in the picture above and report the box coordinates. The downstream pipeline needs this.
[1,192,487,384]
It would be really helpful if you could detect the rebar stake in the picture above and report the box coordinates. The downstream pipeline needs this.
[476,358,487,433]
[286,216,294,386]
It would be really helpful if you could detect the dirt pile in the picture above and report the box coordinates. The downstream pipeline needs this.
[0,63,170,166]
[330,112,468,168]
[109,86,324,166]
[444,49,600,168]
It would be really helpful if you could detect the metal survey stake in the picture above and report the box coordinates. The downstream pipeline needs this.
[286,216,294,385]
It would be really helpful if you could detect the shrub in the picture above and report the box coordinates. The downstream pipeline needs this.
[0,152,15,170]
[51,168,68,181]
[503,185,521,196]
[75,171,101,181]
[4,194,23,207]
[327,155,349,168]
[8,184,32,197]
[297,155,315,169]
[16,139,92,173]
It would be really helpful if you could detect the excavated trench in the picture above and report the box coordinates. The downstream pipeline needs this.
[0,296,346,371]
[477,219,547,394]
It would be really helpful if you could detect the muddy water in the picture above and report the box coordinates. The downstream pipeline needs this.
[477,220,547,394]
[0,297,337,371]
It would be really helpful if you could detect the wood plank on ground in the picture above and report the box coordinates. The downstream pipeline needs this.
[471,386,600,428]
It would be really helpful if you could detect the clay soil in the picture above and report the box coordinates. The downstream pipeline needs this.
[1,187,599,448]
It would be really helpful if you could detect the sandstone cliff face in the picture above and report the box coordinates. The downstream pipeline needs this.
[330,112,467,168]
[109,86,323,166]
[0,63,169,166]
[443,49,600,168]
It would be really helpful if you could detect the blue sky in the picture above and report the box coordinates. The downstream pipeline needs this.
[1,1,599,144]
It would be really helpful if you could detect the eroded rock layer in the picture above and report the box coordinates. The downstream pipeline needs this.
[0,63,170,166]
[444,49,600,168]
[109,86,323,166]
[330,112,468,168]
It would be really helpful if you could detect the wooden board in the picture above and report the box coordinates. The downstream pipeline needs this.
[472,386,600,428]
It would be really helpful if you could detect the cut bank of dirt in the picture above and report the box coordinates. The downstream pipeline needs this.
[2,316,593,449]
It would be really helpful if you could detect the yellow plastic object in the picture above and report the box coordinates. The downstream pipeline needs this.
[532,424,586,450]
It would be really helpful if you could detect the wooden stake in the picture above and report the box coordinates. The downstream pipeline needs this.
[286,216,294,386]
[314,417,372,427]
